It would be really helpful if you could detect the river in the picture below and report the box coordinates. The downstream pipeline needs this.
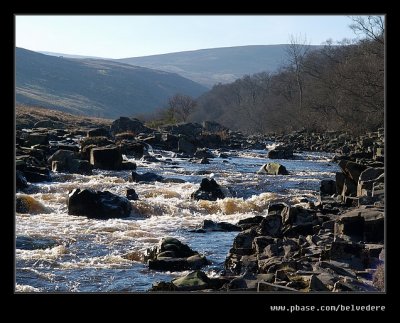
[16,147,339,292]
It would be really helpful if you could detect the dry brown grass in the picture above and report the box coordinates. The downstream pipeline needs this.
[16,104,112,129]
[372,264,385,291]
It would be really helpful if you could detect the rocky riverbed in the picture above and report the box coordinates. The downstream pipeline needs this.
[15,116,384,292]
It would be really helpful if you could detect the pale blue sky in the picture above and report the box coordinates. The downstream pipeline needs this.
[16,15,370,58]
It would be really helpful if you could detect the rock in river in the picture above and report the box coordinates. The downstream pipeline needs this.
[191,178,225,201]
[145,237,209,271]
[67,188,132,219]
[257,162,289,175]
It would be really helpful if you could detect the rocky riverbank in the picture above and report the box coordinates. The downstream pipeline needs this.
[147,130,385,292]
[15,114,384,292]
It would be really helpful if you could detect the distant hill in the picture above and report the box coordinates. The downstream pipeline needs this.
[39,51,109,60]
[16,48,208,118]
[118,45,321,87]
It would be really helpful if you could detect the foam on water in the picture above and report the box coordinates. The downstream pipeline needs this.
[15,148,339,292]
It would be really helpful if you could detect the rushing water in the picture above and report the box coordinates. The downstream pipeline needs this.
[15,148,339,292]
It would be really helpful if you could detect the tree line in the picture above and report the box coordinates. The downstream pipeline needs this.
[142,16,384,135]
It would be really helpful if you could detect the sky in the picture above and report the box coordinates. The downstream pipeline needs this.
[15,15,372,59]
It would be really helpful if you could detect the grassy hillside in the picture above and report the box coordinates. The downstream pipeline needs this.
[16,105,112,129]
[118,45,321,87]
[16,48,208,118]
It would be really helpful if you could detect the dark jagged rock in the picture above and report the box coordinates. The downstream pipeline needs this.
[16,170,28,191]
[145,237,209,271]
[48,149,76,165]
[80,136,114,151]
[117,141,145,159]
[49,149,93,174]
[130,171,164,183]
[237,215,264,230]
[259,214,282,237]
[338,160,368,184]
[326,241,366,265]
[191,219,241,233]
[110,117,151,135]
[178,137,196,155]
[308,274,331,291]
[191,178,225,201]
[22,167,51,183]
[267,146,294,159]
[320,179,336,195]
[90,146,122,170]
[24,133,49,147]
[334,208,384,243]
[126,188,139,201]
[171,271,211,291]
[257,162,289,175]
[67,188,132,219]
[149,270,228,292]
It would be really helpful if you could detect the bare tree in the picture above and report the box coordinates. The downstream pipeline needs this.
[168,94,197,123]
[286,34,310,110]
[349,15,384,44]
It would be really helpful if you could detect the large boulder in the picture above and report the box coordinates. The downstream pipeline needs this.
[335,208,384,243]
[16,195,51,214]
[117,141,145,159]
[191,178,225,201]
[67,188,132,219]
[257,162,289,175]
[90,146,122,170]
[145,237,209,271]
[338,160,368,183]
[267,146,293,159]
[48,149,76,165]
[334,212,365,242]
[80,136,114,150]
[48,149,93,174]
[171,271,211,291]
[110,117,151,136]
